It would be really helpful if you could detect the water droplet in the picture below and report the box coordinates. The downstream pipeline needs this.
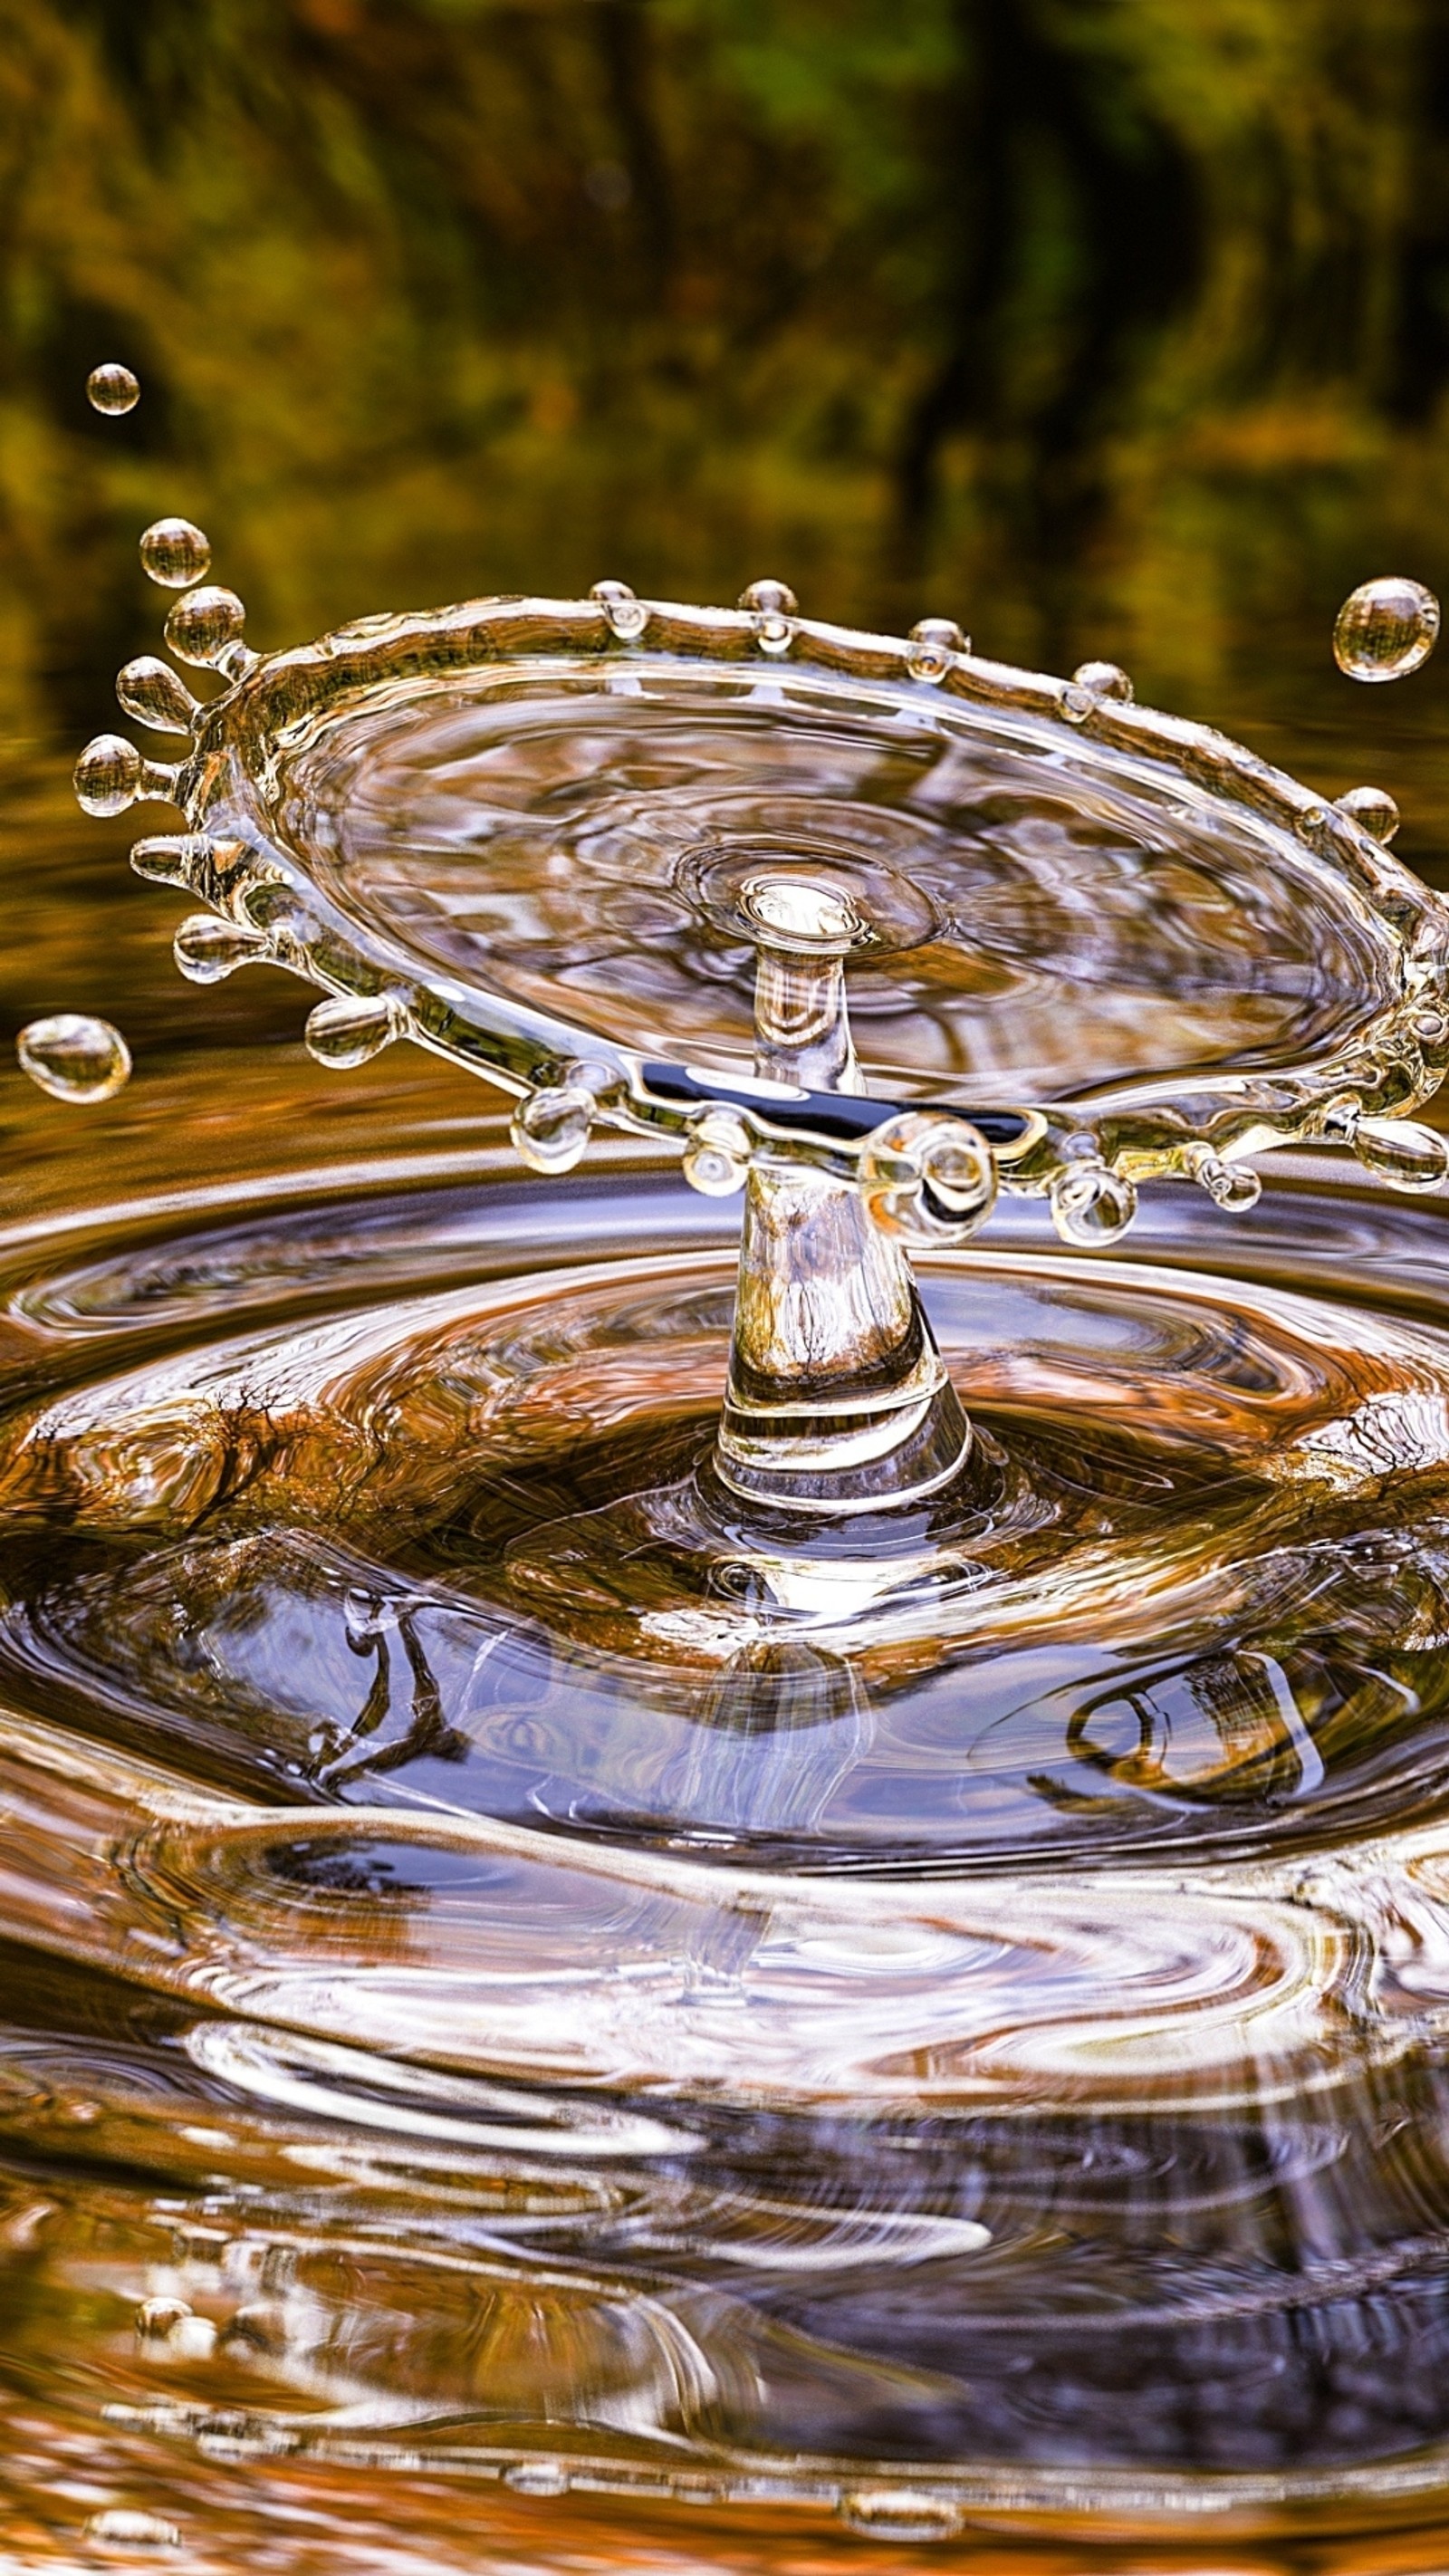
[84,2508,179,2550]
[116,657,198,735]
[1337,784,1401,844]
[139,517,211,588]
[1412,1006,1449,1047]
[304,992,404,1067]
[86,363,139,415]
[907,618,966,682]
[1073,658,1133,702]
[164,585,247,672]
[682,1107,752,1196]
[130,834,208,887]
[1333,577,1440,683]
[1050,1158,1137,1248]
[17,1014,131,1103]
[1353,1115,1449,1192]
[862,1113,997,1245]
[1186,1145,1262,1213]
[173,914,269,984]
[167,2311,219,2359]
[74,733,141,815]
[136,2296,190,2341]
[739,577,797,656]
[511,1081,595,1174]
[590,579,648,642]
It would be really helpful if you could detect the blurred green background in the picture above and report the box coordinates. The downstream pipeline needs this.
[5,0,1449,1178]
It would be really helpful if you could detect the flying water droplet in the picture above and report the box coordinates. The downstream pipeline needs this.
[1353,1115,1449,1192]
[511,1080,595,1174]
[116,657,198,735]
[17,1014,131,1103]
[139,517,211,588]
[164,585,248,673]
[1050,1158,1137,1248]
[86,362,139,415]
[172,914,269,984]
[1333,578,1440,683]
[590,579,648,642]
[907,618,966,682]
[304,992,405,1067]
[682,1106,753,1196]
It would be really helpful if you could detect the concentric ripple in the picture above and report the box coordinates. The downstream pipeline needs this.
[5,1142,1449,2557]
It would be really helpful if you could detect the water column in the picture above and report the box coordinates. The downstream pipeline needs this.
[715,871,978,1515]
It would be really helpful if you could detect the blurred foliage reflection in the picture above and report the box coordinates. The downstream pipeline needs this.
[4,0,1449,766]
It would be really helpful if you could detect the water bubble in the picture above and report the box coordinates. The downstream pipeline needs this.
[1353,1115,1449,1192]
[590,579,648,642]
[17,1014,131,1103]
[511,1081,595,1174]
[304,992,404,1067]
[116,657,198,735]
[682,1106,753,1196]
[139,517,212,589]
[84,2508,179,2550]
[86,363,139,415]
[164,585,247,672]
[1333,577,1440,683]
[1186,1145,1262,1213]
[907,618,966,682]
[1337,784,1401,844]
[172,914,269,984]
[1050,1158,1137,1248]
[739,577,798,656]
[73,733,141,816]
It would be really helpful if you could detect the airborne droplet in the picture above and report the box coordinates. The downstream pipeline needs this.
[73,734,142,816]
[1050,1158,1137,1248]
[1333,578,1441,683]
[164,585,247,671]
[17,1014,131,1103]
[86,362,139,415]
[139,517,212,589]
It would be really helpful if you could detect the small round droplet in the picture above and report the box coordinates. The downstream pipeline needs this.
[739,577,798,656]
[907,618,966,682]
[136,2296,191,2342]
[84,2507,179,2550]
[173,914,268,984]
[304,992,404,1067]
[86,362,139,415]
[1185,1145,1262,1213]
[1336,784,1400,845]
[1333,577,1440,683]
[683,1107,753,1196]
[17,1014,131,1104]
[164,585,246,670]
[512,1081,595,1174]
[1050,1158,1137,1249]
[116,657,198,735]
[861,1113,997,1246]
[74,733,141,816]
[1353,1114,1449,1192]
[1070,659,1133,704]
[139,517,212,589]
[590,578,648,642]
